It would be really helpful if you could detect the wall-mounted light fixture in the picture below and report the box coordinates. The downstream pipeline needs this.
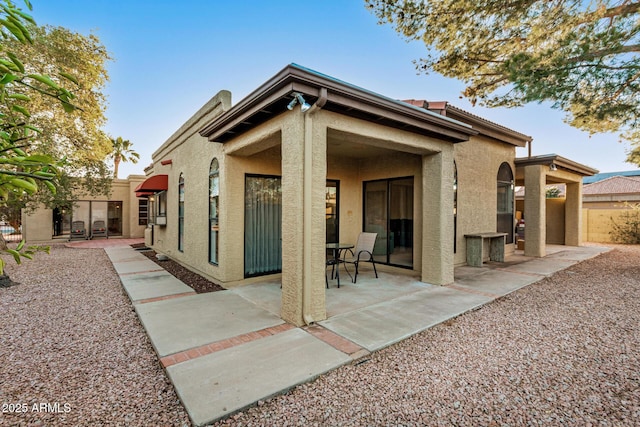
[287,92,311,113]
[549,163,558,171]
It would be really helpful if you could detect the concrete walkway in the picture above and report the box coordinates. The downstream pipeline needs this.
[99,243,609,426]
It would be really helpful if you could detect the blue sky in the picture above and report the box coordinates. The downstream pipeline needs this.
[33,0,638,178]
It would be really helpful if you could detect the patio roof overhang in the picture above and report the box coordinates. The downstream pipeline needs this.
[515,154,598,176]
[199,63,478,144]
[134,174,168,197]
[515,154,599,185]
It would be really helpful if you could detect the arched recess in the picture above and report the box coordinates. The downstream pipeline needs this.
[497,162,514,243]
[209,158,219,264]
[178,173,184,252]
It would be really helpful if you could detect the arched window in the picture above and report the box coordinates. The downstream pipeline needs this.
[209,159,219,264]
[453,161,458,253]
[497,162,514,243]
[178,173,184,252]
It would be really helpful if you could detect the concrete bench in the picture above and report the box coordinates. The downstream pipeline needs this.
[464,232,507,267]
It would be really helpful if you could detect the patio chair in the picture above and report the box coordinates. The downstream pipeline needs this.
[341,232,378,283]
[326,257,337,288]
[69,221,87,240]
[91,220,108,239]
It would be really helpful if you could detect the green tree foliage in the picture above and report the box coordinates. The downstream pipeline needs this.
[546,186,562,198]
[0,0,81,281]
[2,16,113,197]
[365,0,640,162]
[110,136,139,179]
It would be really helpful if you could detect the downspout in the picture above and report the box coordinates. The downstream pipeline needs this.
[302,87,328,325]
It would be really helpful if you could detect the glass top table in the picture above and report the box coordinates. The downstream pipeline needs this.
[326,243,354,287]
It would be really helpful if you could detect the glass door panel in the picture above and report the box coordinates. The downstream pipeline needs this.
[364,180,389,260]
[389,178,413,267]
[108,201,123,236]
[244,176,282,277]
[326,180,339,243]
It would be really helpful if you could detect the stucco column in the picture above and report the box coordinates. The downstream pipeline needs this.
[421,149,454,285]
[523,164,546,257]
[564,182,582,246]
[280,110,327,326]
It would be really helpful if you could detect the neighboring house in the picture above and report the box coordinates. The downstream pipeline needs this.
[135,64,595,326]
[582,174,640,242]
[583,175,640,207]
[22,176,148,242]
[583,170,640,185]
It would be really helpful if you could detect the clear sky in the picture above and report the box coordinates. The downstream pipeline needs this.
[33,0,639,178]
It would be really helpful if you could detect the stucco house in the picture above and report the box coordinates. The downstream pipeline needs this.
[134,64,594,326]
[21,176,148,242]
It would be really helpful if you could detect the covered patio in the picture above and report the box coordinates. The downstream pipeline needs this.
[515,154,598,257]
[199,64,477,326]
[227,244,608,351]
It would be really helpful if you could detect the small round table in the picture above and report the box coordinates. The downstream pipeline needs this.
[326,243,354,287]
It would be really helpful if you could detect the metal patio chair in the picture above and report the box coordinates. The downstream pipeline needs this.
[69,221,87,240]
[341,232,379,283]
[91,220,108,239]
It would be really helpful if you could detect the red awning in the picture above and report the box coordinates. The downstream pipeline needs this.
[134,174,168,196]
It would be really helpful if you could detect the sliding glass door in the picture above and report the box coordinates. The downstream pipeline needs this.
[364,177,414,268]
[244,175,282,277]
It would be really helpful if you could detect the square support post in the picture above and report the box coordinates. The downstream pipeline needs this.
[421,149,454,285]
[280,110,327,326]
[523,164,546,257]
[564,182,582,246]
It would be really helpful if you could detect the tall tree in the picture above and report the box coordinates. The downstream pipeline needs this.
[3,21,113,192]
[365,0,640,163]
[110,136,139,178]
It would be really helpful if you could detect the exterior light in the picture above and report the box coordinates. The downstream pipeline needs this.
[287,92,311,113]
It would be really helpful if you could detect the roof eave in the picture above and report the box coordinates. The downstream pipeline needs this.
[199,64,478,143]
[515,154,599,176]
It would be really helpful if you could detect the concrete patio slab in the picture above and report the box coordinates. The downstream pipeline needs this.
[454,268,543,296]
[120,271,194,302]
[166,328,351,426]
[320,286,492,352]
[135,291,284,357]
[545,246,610,262]
[499,257,577,276]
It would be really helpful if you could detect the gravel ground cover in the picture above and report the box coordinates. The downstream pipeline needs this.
[1,244,639,426]
[130,244,224,293]
[215,245,640,426]
[0,245,191,426]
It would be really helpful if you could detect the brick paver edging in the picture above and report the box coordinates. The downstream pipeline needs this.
[160,323,295,368]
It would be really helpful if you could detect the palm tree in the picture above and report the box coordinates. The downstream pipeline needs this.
[110,136,140,178]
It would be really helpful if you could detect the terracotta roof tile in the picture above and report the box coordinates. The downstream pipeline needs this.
[583,176,640,195]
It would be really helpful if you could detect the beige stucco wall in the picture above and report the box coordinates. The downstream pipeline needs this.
[147,91,231,283]
[21,205,52,242]
[582,207,636,242]
[21,175,146,242]
[453,135,517,265]
[546,198,566,244]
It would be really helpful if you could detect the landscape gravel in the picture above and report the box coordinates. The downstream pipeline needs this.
[0,245,190,426]
[214,245,640,426]
[1,243,639,426]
